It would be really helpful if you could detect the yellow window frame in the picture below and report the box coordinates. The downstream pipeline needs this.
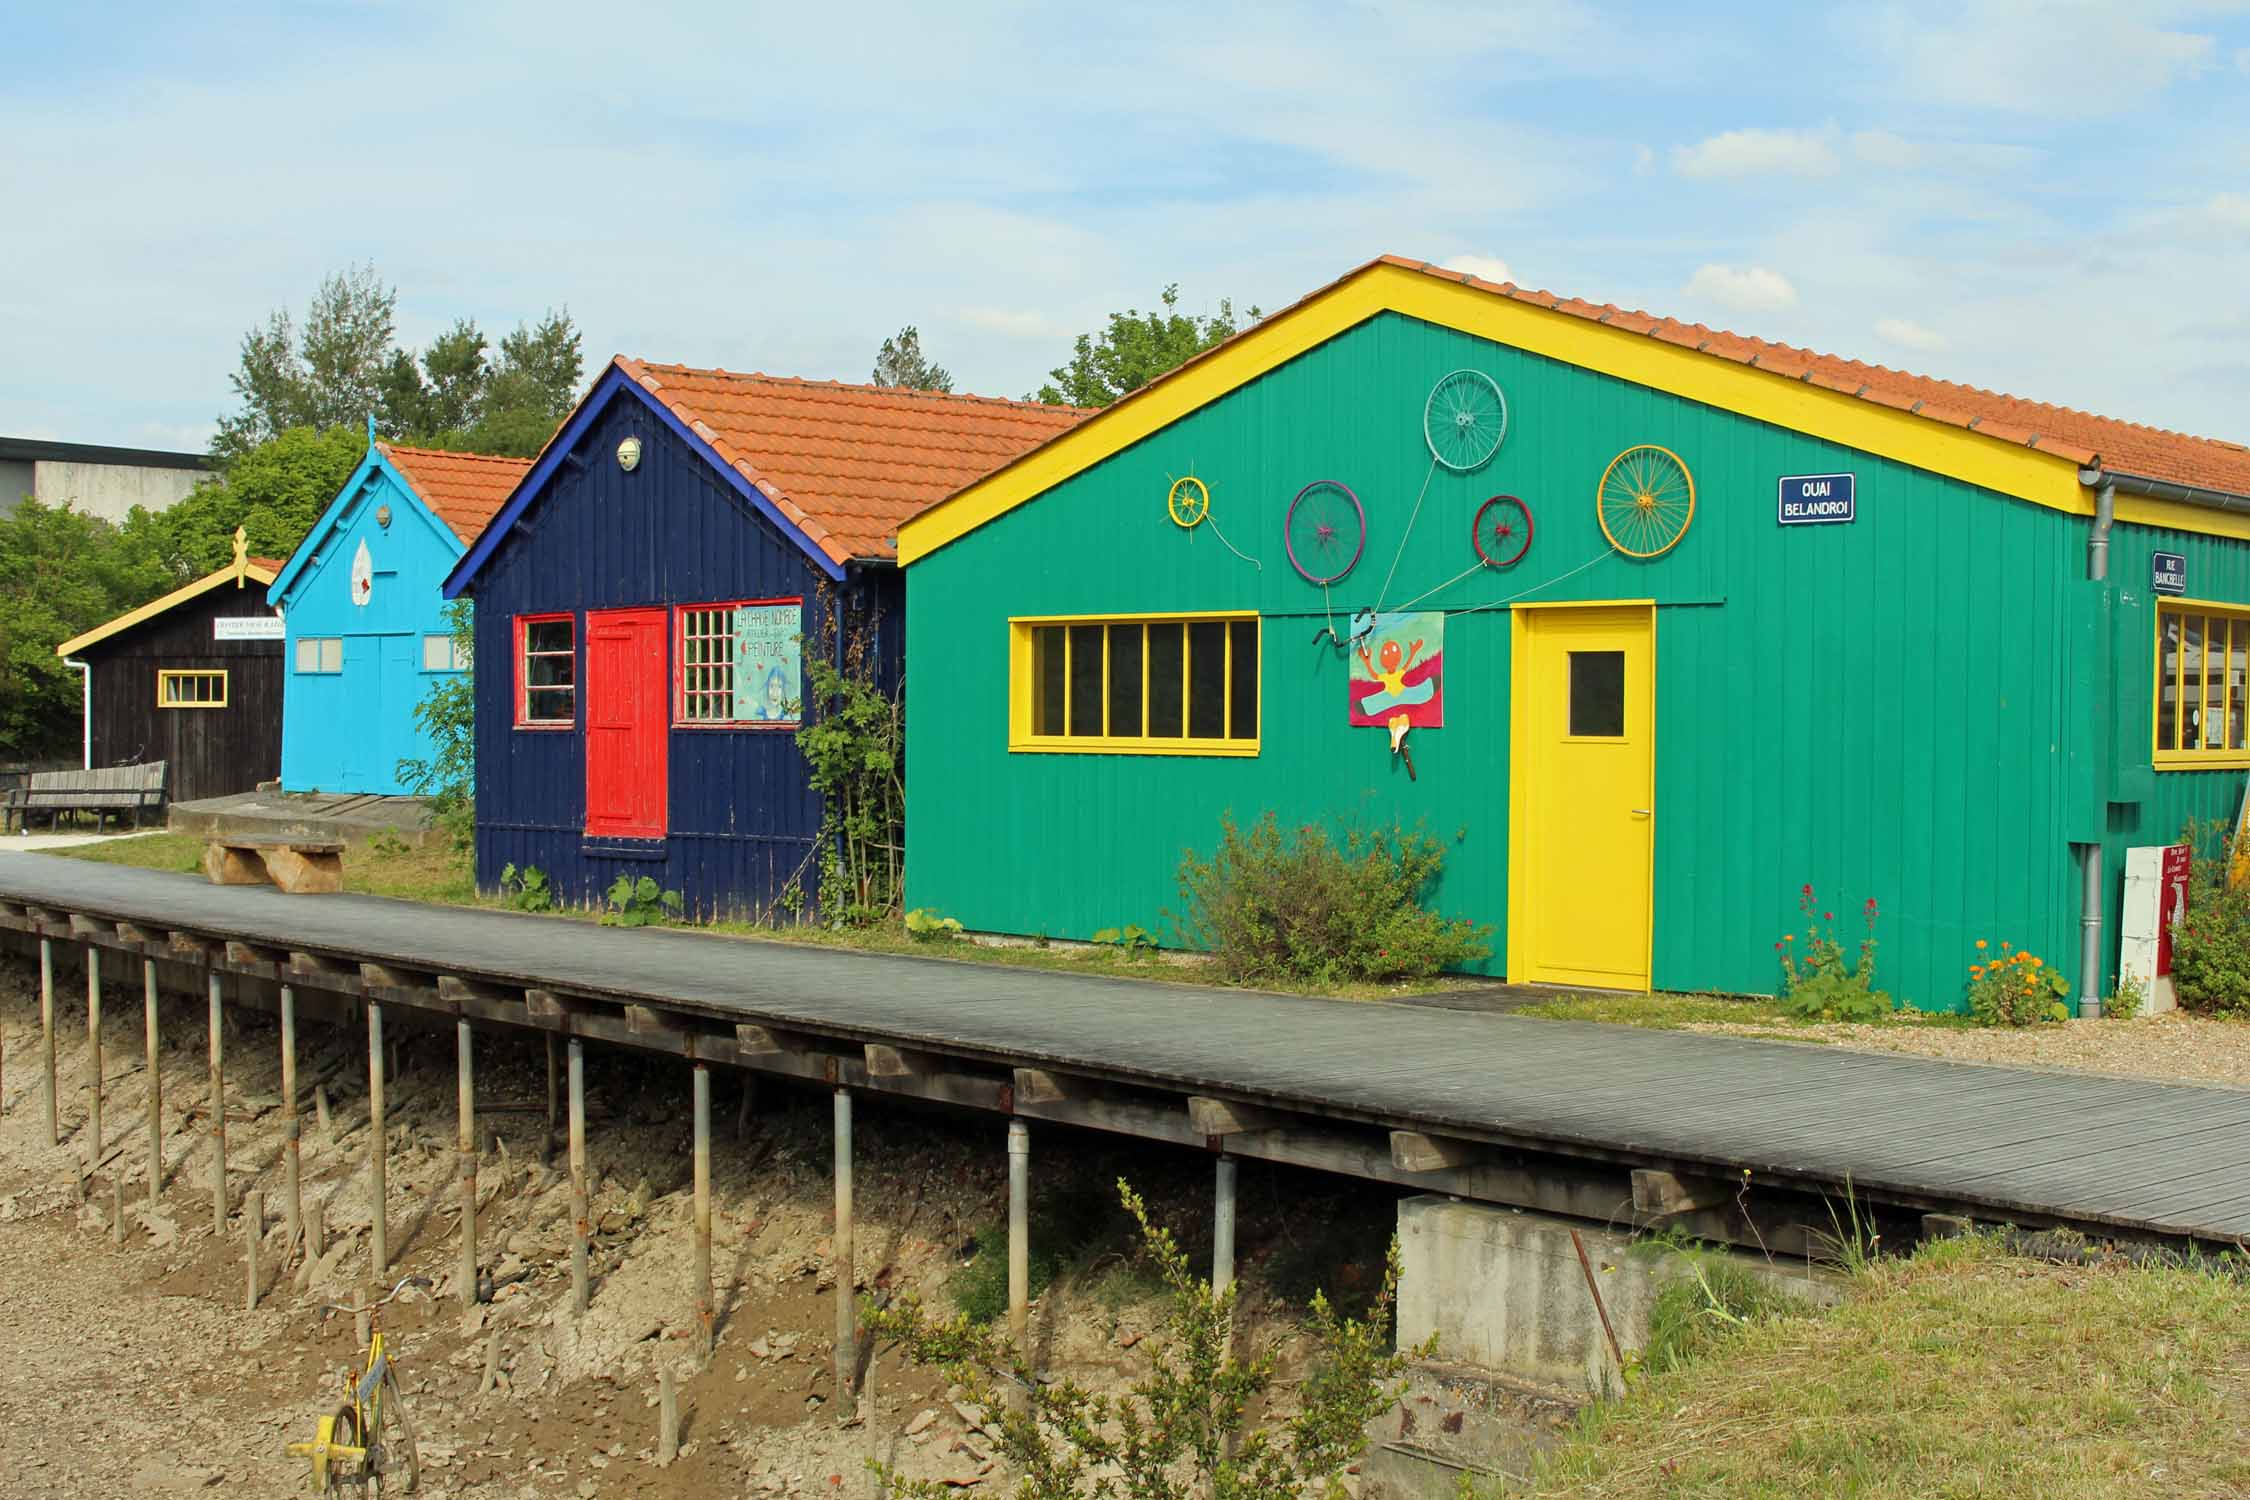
[157,668,229,709]
[1008,610,1260,756]
[2153,597,2250,770]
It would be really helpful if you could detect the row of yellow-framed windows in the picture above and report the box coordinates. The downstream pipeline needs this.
[1013,614,1258,754]
[2156,602,2250,763]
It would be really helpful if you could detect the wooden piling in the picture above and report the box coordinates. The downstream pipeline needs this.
[307,1198,325,1262]
[314,1084,331,1138]
[368,1001,387,1276]
[833,1087,856,1421]
[693,1061,713,1356]
[354,1281,372,1353]
[245,1188,263,1309]
[568,1036,588,1316]
[657,1363,679,1466]
[1213,1155,1237,1298]
[111,1173,124,1246]
[281,984,301,1247]
[40,936,56,1145]
[207,970,226,1233]
[1007,1118,1030,1352]
[736,1075,756,1140]
[142,958,161,1206]
[457,1017,478,1304]
[85,945,102,1159]
[544,1034,558,1162]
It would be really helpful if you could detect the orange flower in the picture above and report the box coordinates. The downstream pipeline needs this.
[1975,939,1988,950]
[2029,956,2043,968]
[1970,965,1984,977]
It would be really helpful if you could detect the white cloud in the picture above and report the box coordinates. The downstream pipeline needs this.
[1672,126,1839,179]
[1849,130,2040,173]
[1853,2,2217,116]
[1875,317,1949,352]
[2205,192,2250,231]
[950,306,1075,341]
[1684,264,1799,314]
[1441,254,1515,285]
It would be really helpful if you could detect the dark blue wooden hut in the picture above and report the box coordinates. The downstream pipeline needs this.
[440,357,1079,918]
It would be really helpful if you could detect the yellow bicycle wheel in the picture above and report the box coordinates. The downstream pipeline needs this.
[1167,476,1210,528]
[1596,445,1695,558]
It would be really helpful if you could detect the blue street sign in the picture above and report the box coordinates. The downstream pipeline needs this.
[1778,473,1855,525]
[2152,552,2187,596]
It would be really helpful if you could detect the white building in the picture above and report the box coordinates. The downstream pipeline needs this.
[0,436,211,524]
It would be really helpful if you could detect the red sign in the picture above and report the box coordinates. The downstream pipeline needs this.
[2158,844,2192,977]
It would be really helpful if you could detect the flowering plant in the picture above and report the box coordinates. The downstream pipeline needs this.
[1775,886,1890,1022]
[1966,939,2070,1025]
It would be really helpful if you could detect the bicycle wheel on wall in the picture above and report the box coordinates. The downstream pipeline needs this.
[1425,370,1507,472]
[1472,495,1533,567]
[1596,445,1695,558]
[1285,480,1367,585]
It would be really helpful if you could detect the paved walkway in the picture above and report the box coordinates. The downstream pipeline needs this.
[4,850,2247,1243]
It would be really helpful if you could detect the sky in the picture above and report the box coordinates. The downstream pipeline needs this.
[4,0,2248,453]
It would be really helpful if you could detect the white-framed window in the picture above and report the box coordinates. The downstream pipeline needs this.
[675,598,803,727]
[295,636,343,674]
[422,633,470,672]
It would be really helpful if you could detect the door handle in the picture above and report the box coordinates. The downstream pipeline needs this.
[1630,808,1652,817]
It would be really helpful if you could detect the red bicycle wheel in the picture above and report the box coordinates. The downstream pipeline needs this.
[1285,480,1366,586]
[1472,495,1532,568]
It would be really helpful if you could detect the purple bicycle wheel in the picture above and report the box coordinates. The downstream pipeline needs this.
[1285,480,1366,586]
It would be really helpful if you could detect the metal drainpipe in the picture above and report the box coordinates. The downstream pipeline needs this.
[65,658,90,768]
[2077,479,2116,1020]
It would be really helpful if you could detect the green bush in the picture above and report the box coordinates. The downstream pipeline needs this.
[600,874,682,927]
[2172,882,2250,1017]
[1965,939,2070,1025]
[1638,1247,1807,1378]
[1774,886,1891,1021]
[497,862,555,913]
[1172,812,1490,985]
[2105,972,2147,1021]
[904,907,963,941]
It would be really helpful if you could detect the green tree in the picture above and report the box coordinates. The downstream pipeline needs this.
[379,318,490,440]
[0,502,169,759]
[463,309,583,456]
[872,325,953,392]
[214,264,398,460]
[1034,284,1259,408]
[127,424,369,582]
[398,597,476,846]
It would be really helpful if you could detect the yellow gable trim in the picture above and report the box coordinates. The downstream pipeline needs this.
[899,261,2101,566]
[55,562,281,658]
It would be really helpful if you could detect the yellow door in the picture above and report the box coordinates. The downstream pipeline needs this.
[1508,604,1654,990]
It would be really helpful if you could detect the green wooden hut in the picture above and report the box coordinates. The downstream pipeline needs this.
[897,256,2250,1011]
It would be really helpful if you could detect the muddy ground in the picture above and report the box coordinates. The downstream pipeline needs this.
[0,952,1408,1498]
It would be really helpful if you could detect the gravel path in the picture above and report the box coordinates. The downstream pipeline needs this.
[1688,1012,2250,1089]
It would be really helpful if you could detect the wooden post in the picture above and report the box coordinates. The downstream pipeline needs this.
[40,936,57,1145]
[1007,1118,1030,1352]
[833,1087,856,1421]
[1213,1155,1237,1298]
[736,1074,756,1140]
[307,1198,326,1262]
[457,1017,478,1304]
[657,1363,679,1466]
[693,1061,713,1356]
[207,970,226,1233]
[368,1001,387,1276]
[245,1188,263,1309]
[85,945,102,1159]
[543,1034,559,1163]
[354,1281,372,1353]
[281,984,301,1247]
[314,1085,331,1138]
[142,958,161,1206]
[111,1173,124,1246]
[568,1036,588,1316]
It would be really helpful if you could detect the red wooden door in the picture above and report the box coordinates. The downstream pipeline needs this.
[584,608,668,840]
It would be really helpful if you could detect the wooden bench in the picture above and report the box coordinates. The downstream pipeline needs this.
[3,761,167,832]
[202,837,345,894]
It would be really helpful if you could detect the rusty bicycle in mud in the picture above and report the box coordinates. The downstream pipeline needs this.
[285,1274,430,1494]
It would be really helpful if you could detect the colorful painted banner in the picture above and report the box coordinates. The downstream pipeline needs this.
[1348,611,1444,729]
[732,602,804,725]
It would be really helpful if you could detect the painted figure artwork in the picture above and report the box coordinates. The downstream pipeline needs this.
[733,602,805,725]
[350,539,374,606]
[1349,610,1444,759]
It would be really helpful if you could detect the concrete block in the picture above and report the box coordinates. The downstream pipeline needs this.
[1396,1195,1831,1397]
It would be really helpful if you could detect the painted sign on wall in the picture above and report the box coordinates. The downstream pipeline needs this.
[213,616,284,641]
[2159,842,2191,977]
[731,601,804,725]
[2152,551,2188,596]
[1349,611,1444,734]
[1778,473,1856,525]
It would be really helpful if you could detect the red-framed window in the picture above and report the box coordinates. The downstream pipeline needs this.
[673,597,803,728]
[515,613,576,728]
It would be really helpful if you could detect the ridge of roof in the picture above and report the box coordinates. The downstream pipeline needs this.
[629,362,1074,416]
[373,441,534,546]
[56,558,281,657]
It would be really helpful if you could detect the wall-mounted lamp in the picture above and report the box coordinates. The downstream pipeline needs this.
[618,436,643,472]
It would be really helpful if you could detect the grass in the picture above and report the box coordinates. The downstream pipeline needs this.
[51,832,1451,1001]
[1516,991,1988,1033]
[1528,1234,2250,1498]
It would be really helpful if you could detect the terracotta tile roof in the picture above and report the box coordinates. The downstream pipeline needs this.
[1372,256,2250,499]
[615,358,1088,564]
[377,443,535,545]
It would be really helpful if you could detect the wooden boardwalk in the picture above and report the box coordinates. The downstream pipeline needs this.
[3,851,2247,1244]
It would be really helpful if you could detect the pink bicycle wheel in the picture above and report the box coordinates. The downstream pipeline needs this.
[1472,495,1532,567]
[1285,480,1365,586]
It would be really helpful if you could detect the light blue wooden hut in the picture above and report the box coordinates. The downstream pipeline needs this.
[268,432,529,795]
